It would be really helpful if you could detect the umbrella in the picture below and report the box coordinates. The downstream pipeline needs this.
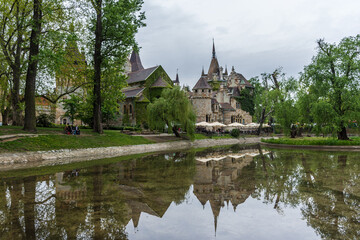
[208,122,226,127]
[196,121,210,127]
[227,122,245,127]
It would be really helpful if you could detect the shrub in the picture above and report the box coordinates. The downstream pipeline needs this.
[36,113,55,127]
[230,129,240,138]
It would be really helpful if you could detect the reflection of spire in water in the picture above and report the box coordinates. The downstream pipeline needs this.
[214,214,218,237]
[193,147,258,235]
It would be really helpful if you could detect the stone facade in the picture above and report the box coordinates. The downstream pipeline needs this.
[190,42,253,124]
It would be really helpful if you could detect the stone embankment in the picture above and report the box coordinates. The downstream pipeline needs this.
[0,137,272,169]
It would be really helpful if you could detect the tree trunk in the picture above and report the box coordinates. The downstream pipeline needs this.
[93,0,103,134]
[1,108,9,125]
[23,0,42,132]
[290,125,297,138]
[172,125,180,137]
[11,67,22,126]
[337,126,349,140]
[257,108,266,135]
[10,2,24,126]
[23,176,36,240]
[93,166,103,240]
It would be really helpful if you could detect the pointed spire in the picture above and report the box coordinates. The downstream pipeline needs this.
[174,69,180,84]
[214,215,218,237]
[224,65,228,75]
[201,66,205,76]
[130,49,144,72]
[212,38,216,59]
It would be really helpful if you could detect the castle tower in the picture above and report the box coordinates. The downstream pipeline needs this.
[207,39,220,79]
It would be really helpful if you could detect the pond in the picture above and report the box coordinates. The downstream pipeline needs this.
[0,145,359,240]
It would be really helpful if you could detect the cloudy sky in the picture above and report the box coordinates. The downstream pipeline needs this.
[135,0,360,88]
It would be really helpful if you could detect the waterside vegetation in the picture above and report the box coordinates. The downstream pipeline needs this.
[262,137,360,146]
[0,126,152,153]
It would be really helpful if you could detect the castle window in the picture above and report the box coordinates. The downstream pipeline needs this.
[195,90,198,93]
[236,102,241,109]
[129,105,132,114]
[123,105,127,114]
[202,89,204,93]
[208,89,211,93]
[243,119,245,124]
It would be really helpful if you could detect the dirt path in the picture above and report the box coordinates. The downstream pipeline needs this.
[0,134,42,142]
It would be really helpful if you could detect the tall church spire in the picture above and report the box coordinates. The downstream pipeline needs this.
[212,38,216,58]
[208,39,220,77]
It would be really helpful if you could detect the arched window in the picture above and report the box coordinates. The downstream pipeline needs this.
[129,104,133,114]
[123,105,127,114]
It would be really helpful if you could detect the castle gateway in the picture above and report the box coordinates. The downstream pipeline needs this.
[190,42,253,124]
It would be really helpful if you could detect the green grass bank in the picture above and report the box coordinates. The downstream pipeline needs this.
[0,126,153,153]
[262,137,360,146]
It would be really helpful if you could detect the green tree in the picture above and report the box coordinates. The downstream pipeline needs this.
[0,0,32,126]
[87,0,145,133]
[235,87,254,116]
[301,36,360,140]
[62,94,82,123]
[252,68,300,136]
[147,86,196,139]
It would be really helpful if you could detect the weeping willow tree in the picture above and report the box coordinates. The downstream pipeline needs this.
[147,86,196,139]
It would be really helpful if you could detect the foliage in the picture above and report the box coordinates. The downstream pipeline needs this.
[62,95,82,123]
[262,137,360,146]
[147,86,196,139]
[36,113,55,127]
[87,0,146,133]
[300,36,360,140]
[250,68,299,135]
[235,87,255,115]
[135,102,148,126]
[230,128,240,138]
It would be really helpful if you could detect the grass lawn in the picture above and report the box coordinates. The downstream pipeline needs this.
[0,126,153,153]
[262,136,360,146]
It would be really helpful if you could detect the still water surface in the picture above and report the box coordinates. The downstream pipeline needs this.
[0,145,359,240]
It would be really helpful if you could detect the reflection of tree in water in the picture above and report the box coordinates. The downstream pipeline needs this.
[255,150,360,239]
[0,150,196,239]
[299,154,360,239]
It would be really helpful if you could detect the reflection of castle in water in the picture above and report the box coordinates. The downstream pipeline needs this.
[52,149,265,234]
[193,149,267,232]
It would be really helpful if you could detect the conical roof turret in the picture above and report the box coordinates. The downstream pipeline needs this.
[130,50,144,72]
[208,39,220,77]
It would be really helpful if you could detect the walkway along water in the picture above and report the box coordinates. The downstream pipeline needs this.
[0,137,274,169]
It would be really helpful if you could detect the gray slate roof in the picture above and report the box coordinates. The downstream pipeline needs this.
[127,66,158,84]
[235,73,253,88]
[151,77,170,88]
[123,88,145,98]
[193,76,212,90]
[219,102,235,111]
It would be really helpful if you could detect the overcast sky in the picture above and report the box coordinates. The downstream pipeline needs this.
[135,0,360,88]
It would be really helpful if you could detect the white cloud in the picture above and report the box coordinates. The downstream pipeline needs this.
[136,0,360,87]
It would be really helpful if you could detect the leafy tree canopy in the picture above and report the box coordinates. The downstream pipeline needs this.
[147,87,196,139]
[300,35,360,140]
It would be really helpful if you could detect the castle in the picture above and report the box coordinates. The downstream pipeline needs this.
[190,42,253,124]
